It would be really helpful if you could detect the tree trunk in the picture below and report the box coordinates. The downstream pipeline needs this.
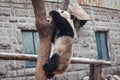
[31,0,70,80]
[31,0,53,80]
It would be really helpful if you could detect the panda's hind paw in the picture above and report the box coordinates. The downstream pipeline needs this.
[47,73,55,79]
[43,63,55,79]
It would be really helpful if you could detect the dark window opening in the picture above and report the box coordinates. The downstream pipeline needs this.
[22,30,40,68]
[95,31,109,60]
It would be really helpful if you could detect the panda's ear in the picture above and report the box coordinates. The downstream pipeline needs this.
[70,15,75,20]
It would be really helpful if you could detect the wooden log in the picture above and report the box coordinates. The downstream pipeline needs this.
[0,52,37,61]
[31,0,53,79]
[0,52,111,65]
[71,57,111,65]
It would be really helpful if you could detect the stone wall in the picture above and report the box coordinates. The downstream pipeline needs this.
[0,0,120,80]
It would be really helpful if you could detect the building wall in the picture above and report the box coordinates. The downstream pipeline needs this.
[0,0,120,80]
[77,0,120,10]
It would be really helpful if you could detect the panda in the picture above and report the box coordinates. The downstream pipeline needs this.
[43,9,75,79]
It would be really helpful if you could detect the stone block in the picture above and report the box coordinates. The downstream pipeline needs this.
[16,29,22,44]
[9,36,17,44]
[0,0,10,2]
[4,23,13,28]
[18,17,26,23]
[15,9,29,17]
[54,73,67,80]
[9,17,18,23]
[14,4,24,8]
[0,66,7,75]
[11,0,26,3]
[17,23,36,30]
[29,10,35,17]
[0,16,8,22]
[65,72,78,80]
[0,22,3,27]
[0,36,11,49]
[66,64,73,72]
[76,70,89,80]
[6,28,16,37]
[26,76,34,80]
[26,4,33,9]
[0,8,10,16]
[0,3,10,7]
[89,43,97,50]
[27,18,35,23]
[0,28,5,35]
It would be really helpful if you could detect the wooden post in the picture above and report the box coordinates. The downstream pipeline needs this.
[89,64,102,80]
[89,64,94,80]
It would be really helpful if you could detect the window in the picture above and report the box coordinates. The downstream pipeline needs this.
[95,31,109,60]
[22,30,40,68]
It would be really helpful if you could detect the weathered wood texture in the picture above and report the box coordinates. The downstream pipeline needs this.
[0,52,111,80]
[0,52,37,61]
[31,0,53,80]
[31,0,70,80]
[0,52,111,65]
[68,3,91,20]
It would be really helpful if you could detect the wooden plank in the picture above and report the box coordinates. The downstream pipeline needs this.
[68,2,91,20]
[0,52,112,65]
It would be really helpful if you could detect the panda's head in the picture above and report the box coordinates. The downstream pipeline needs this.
[49,9,75,29]
[56,9,77,38]
[56,9,75,21]
[49,9,77,39]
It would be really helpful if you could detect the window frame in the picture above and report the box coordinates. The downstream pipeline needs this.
[21,30,40,68]
[95,31,109,60]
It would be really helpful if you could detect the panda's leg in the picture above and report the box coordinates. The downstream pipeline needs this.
[43,53,59,79]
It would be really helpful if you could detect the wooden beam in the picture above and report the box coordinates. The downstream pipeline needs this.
[0,52,37,61]
[71,57,111,65]
[68,3,91,20]
[0,52,111,65]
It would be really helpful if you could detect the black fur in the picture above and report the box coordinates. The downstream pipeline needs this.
[43,54,59,79]
[43,10,74,79]
[50,10,74,44]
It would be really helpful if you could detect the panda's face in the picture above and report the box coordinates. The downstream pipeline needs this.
[56,9,75,20]
[56,9,70,19]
